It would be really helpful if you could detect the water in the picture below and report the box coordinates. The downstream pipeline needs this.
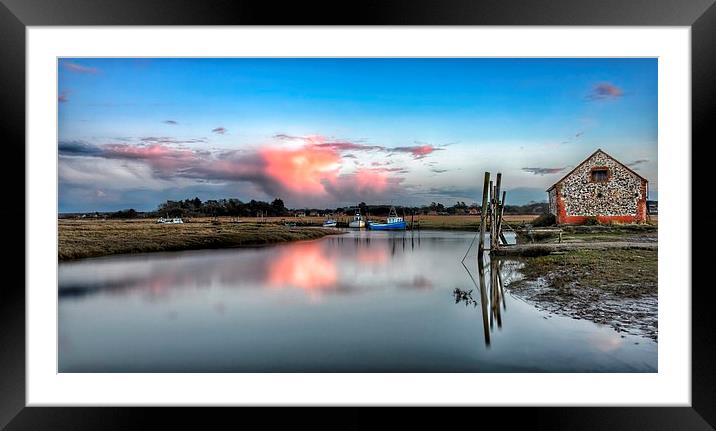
[58,230,657,372]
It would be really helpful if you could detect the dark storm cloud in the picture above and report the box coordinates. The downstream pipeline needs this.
[627,159,649,168]
[522,167,567,175]
[58,140,103,156]
[140,136,207,145]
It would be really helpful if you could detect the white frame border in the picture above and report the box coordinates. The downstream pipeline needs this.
[27,27,690,406]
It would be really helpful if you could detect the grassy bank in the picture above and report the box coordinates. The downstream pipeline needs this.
[507,248,658,339]
[58,219,340,261]
[517,248,657,296]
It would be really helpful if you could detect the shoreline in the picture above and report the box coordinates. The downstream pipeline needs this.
[504,247,658,340]
[58,219,342,261]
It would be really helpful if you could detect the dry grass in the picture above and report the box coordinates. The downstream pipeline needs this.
[58,219,339,261]
[415,214,538,230]
[239,214,538,230]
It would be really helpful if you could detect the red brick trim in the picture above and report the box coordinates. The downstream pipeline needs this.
[554,179,648,225]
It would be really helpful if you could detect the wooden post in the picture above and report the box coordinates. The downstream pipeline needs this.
[488,180,495,251]
[493,173,502,250]
[497,191,507,246]
[478,172,490,258]
[491,183,497,250]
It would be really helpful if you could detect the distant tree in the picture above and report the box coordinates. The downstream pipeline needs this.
[271,198,287,216]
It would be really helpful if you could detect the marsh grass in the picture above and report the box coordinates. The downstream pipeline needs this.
[517,248,658,296]
[58,219,339,261]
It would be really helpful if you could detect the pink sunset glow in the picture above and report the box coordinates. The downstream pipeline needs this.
[267,242,338,291]
[59,133,434,207]
[260,145,341,195]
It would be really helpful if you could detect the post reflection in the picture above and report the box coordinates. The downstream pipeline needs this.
[456,255,509,348]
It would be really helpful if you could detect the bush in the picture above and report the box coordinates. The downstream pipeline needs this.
[583,216,600,225]
[532,213,556,227]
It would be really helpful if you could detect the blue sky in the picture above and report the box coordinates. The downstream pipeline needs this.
[58,58,657,212]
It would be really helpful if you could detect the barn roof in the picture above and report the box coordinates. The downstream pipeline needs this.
[546,148,648,192]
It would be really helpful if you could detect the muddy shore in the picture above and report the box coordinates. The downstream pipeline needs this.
[503,247,658,340]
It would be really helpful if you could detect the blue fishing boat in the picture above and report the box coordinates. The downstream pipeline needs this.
[322,218,337,227]
[367,207,407,230]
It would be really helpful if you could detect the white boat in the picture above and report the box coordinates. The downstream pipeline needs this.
[348,209,365,228]
[157,217,183,224]
[322,219,337,227]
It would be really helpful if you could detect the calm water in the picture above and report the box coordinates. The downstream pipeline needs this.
[58,230,657,372]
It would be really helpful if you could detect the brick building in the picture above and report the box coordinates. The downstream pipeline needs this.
[547,149,648,224]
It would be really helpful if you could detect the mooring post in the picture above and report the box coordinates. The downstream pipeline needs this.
[488,183,493,249]
[494,174,502,249]
[491,183,498,250]
[478,172,490,258]
[498,191,508,245]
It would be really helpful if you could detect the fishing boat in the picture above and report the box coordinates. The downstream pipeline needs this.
[322,218,337,228]
[348,209,366,228]
[367,207,407,230]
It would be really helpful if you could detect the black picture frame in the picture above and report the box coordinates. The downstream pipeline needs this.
[1,0,711,429]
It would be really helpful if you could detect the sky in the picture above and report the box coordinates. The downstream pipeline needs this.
[58,58,658,212]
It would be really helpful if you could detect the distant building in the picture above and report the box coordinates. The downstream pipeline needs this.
[547,149,648,224]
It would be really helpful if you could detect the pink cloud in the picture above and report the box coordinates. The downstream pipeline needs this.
[391,144,440,159]
[58,91,69,103]
[260,145,341,195]
[62,61,99,74]
[588,83,624,100]
[61,135,412,206]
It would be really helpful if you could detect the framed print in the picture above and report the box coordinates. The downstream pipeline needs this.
[2,0,713,429]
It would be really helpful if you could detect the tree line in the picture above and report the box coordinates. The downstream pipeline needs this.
[65,198,549,219]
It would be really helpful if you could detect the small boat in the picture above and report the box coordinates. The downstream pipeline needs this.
[348,209,365,228]
[322,218,337,228]
[157,217,183,224]
[368,207,407,230]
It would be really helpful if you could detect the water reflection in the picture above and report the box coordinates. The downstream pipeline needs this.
[268,242,338,292]
[60,230,426,301]
[457,255,520,347]
[59,230,657,373]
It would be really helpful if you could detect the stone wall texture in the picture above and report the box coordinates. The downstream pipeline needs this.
[547,150,648,224]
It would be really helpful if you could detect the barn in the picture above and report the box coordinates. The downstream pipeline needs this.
[547,149,649,225]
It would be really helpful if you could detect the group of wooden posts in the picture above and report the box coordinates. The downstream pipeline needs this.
[477,171,508,258]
